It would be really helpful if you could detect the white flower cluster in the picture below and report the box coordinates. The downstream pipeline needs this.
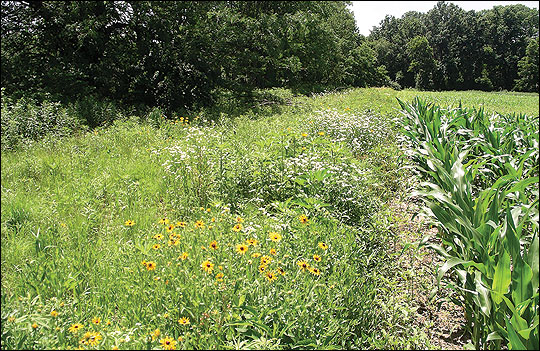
[309,108,391,156]
[153,116,382,224]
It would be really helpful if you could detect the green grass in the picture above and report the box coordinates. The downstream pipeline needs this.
[1,87,538,350]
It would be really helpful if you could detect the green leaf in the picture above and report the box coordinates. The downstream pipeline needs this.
[504,314,527,350]
[511,255,533,306]
[491,250,511,304]
[437,258,469,284]
[504,205,521,262]
[238,294,246,307]
[486,331,503,341]
[473,270,491,317]
[526,234,538,292]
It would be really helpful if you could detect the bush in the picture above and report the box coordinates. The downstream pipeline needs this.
[67,95,124,128]
[1,91,82,150]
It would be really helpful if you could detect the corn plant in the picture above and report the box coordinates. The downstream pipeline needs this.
[398,97,539,350]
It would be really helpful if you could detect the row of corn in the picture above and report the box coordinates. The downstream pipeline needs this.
[397,97,539,350]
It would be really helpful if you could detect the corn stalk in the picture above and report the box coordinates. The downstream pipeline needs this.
[397,97,539,350]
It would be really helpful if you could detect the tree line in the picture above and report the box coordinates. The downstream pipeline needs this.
[1,1,538,115]
[369,1,539,92]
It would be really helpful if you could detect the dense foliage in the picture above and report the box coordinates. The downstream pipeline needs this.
[369,2,539,92]
[2,1,538,123]
[1,1,387,114]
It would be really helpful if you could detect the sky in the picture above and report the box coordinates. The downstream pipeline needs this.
[349,1,540,36]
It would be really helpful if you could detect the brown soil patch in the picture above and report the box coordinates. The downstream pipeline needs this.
[388,198,470,350]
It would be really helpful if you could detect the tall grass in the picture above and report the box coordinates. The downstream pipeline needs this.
[1,92,426,349]
[1,88,538,350]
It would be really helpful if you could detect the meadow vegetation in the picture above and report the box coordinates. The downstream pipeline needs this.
[1,87,538,349]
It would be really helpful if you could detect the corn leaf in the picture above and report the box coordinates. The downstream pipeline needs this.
[511,255,533,307]
[491,250,511,305]
[504,315,527,350]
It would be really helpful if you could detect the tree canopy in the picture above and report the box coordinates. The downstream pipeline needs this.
[1,1,538,116]
[369,2,539,92]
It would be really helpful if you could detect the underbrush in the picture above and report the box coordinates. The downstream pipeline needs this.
[1,88,538,350]
[1,99,427,349]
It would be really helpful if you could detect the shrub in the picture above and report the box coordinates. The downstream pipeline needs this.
[1,91,82,151]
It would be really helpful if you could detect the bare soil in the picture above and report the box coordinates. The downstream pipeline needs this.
[389,198,471,350]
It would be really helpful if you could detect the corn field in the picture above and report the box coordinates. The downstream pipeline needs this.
[398,98,539,350]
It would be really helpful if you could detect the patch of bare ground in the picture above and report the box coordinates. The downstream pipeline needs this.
[388,197,470,350]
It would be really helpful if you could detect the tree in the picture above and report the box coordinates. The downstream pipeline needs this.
[2,1,383,114]
[514,38,539,92]
[407,36,437,90]
[479,4,539,90]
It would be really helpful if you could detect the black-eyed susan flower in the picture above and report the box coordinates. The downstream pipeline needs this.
[258,265,267,273]
[154,234,164,241]
[298,215,308,224]
[146,261,156,271]
[265,271,277,282]
[151,328,161,341]
[209,240,218,250]
[202,260,214,273]
[168,238,179,247]
[176,221,186,228]
[261,255,272,265]
[251,252,261,258]
[236,216,244,223]
[125,220,135,226]
[318,242,328,250]
[153,244,161,250]
[232,223,243,232]
[297,260,309,271]
[105,320,111,326]
[269,248,277,255]
[178,317,190,326]
[318,131,325,136]
[277,267,286,275]
[82,331,102,346]
[142,260,147,266]
[301,133,308,137]
[166,224,175,232]
[269,232,282,242]
[309,267,321,276]
[68,323,84,333]
[91,317,101,325]
[247,238,258,246]
[236,244,248,255]
[179,252,188,260]
[195,220,204,229]
[160,336,177,350]
[50,310,58,317]
[216,272,224,281]
[159,218,170,225]
[313,254,321,262]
